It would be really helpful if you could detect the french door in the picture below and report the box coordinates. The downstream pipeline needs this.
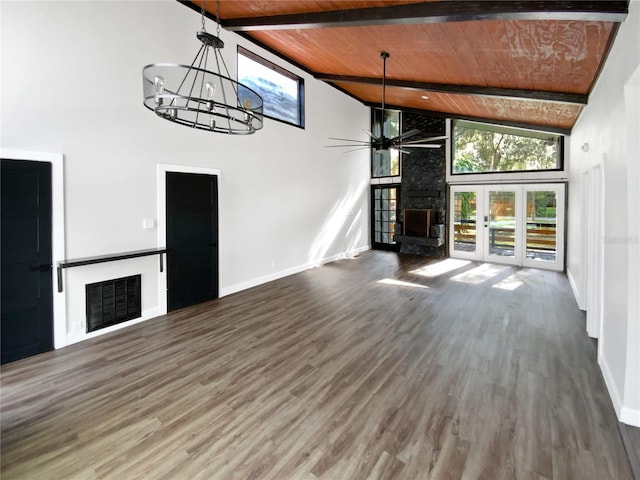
[371,185,401,251]
[450,184,565,270]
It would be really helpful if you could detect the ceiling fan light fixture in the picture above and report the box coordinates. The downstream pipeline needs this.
[142,0,263,134]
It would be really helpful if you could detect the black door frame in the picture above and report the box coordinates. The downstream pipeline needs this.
[371,184,401,252]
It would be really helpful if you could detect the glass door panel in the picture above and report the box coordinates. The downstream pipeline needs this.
[526,191,557,261]
[523,185,564,270]
[372,186,400,251]
[453,191,478,253]
[449,186,483,260]
[487,190,517,260]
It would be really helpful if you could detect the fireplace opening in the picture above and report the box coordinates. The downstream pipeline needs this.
[403,209,435,237]
[86,274,141,332]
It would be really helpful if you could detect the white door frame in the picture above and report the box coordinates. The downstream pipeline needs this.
[450,183,566,271]
[157,164,221,315]
[1,148,67,348]
[484,184,522,266]
[585,164,604,339]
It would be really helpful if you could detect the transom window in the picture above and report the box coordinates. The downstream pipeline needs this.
[452,120,562,175]
[237,46,305,128]
[371,109,400,178]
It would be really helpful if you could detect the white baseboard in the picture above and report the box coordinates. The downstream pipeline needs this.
[566,268,585,311]
[599,352,624,419]
[65,306,163,346]
[220,245,370,297]
[620,406,640,427]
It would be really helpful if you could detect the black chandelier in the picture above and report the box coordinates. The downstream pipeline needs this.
[142,0,263,134]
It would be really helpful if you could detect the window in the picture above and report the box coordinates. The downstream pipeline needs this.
[237,47,304,128]
[452,120,562,175]
[371,109,400,178]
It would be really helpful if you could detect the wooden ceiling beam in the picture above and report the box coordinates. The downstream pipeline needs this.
[316,73,588,105]
[369,102,574,135]
[222,1,628,31]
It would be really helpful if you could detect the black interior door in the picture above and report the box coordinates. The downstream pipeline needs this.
[166,172,219,311]
[1,159,54,364]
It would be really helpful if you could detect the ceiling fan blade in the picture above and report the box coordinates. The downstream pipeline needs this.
[325,144,371,148]
[363,130,380,141]
[392,129,421,142]
[403,135,449,144]
[328,137,370,144]
[402,144,442,148]
[343,146,371,153]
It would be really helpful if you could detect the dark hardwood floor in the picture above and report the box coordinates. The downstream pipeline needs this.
[0,251,634,479]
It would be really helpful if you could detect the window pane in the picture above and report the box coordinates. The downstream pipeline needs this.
[373,186,398,245]
[488,191,516,258]
[453,192,477,253]
[372,109,400,178]
[237,47,303,127]
[452,120,561,174]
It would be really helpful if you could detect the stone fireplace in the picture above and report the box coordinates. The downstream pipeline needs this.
[394,113,447,257]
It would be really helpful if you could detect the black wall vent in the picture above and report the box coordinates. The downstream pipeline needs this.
[86,275,141,332]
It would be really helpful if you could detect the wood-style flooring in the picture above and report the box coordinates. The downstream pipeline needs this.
[0,251,634,479]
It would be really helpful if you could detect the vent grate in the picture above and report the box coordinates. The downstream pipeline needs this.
[86,275,141,332]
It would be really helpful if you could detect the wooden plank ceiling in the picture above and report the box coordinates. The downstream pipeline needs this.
[189,1,628,133]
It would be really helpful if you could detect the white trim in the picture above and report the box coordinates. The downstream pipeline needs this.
[585,163,604,339]
[599,352,623,418]
[566,268,585,310]
[446,120,568,185]
[521,183,565,272]
[157,164,222,315]
[1,148,67,349]
[620,406,640,428]
[220,245,369,297]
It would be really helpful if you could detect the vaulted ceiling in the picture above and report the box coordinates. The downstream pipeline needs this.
[187,1,629,134]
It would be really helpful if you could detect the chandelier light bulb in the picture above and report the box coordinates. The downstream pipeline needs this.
[154,76,165,94]
[205,81,216,111]
[205,82,216,99]
[154,76,166,106]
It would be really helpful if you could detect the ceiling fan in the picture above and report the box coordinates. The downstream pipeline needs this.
[327,51,448,154]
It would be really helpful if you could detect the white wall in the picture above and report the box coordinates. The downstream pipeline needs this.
[567,0,640,426]
[1,1,370,346]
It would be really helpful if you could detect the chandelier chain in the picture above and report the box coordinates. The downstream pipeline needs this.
[200,0,206,32]
[216,0,221,36]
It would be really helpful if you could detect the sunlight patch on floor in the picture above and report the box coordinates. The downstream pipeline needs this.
[410,258,471,277]
[451,263,508,285]
[492,273,523,291]
[377,278,429,289]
